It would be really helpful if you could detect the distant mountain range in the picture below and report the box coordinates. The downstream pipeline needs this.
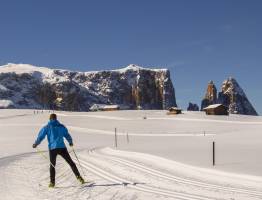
[0,63,258,115]
[0,63,176,111]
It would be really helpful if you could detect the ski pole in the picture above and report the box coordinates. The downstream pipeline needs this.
[36,147,56,169]
[71,147,86,177]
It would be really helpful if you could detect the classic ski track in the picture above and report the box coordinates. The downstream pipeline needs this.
[1,150,262,200]
[74,157,216,200]
[93,150,262,198]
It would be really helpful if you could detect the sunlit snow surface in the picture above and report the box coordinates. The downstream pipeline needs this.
[0,109,262,200]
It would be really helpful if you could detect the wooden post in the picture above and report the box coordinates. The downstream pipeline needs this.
[126,132,129,144]
[114,128,118,148]
[213,141,215,166]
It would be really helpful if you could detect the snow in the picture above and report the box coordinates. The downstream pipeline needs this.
[0,84,8,91]
[222,77,245,97]
[0,109,262,199]
[0,63,167,76]
[116,64,168,73]
[0,99,14,108]
[0,63,53,76]
[203,104,224,109]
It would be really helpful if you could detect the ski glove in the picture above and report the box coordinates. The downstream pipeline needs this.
[32,143,37,148]
[69,143,73,147]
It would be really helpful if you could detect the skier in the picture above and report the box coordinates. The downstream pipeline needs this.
[32,113,85,188]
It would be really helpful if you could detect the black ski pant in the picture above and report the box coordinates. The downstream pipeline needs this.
[49,148,80,184]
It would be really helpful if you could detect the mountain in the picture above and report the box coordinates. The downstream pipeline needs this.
[218,77,258,116]
[187,102,199,111]
[201,80,217,110]
[201,78,258,116]
[0,63,177,111]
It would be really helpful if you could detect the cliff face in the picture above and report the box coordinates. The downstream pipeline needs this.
[0,63,177,111]
[201,81,217,110]
[218,78,258,116]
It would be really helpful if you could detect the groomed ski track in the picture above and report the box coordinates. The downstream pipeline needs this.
[1,148,262,200]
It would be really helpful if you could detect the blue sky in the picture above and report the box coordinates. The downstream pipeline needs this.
[0,0,261,114]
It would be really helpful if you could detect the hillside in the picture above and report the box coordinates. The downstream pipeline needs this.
[0,109,262,199]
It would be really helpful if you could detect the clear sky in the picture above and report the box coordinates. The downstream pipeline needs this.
[0,0,261,114]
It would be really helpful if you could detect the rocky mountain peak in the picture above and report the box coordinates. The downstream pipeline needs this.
[201,80,217,110]
[221,77,245,97]
[187,102,199,111]
[218,77,257,115]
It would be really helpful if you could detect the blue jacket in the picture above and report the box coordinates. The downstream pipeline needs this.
[35,119,73,150]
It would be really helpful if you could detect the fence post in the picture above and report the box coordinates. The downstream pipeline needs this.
[126,132,129,144]
[213,141,215,166]
[114,128,118,148]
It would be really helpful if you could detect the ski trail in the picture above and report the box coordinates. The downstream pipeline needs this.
[93,149,262,198]
[75,156,217,200]
[1,149,262,200]
[68,126,216,136]
[0,152,163,200]
[57,113,131,121]
[148,117,262,125]
[57,112,262,125]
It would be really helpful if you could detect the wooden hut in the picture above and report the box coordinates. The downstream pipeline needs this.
[89,104,120,111]
[203,104,228,115]
[89,104,106,111]
[102,105,120,111]
[167,107,182,115]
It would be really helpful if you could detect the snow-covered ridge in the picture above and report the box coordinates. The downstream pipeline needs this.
[0,63,53,75]
[114,64,168,73]
[0,63,168,76]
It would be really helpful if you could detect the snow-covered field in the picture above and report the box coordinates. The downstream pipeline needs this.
[0,109,262,199]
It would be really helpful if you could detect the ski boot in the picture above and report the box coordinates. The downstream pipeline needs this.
[48,182,55,188]
[77,176,85,184]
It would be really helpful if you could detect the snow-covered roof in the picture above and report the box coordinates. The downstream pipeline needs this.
[203,104,225,110]
[0,100,14,108]
[90,104,119,111]
[103,105,120,109]
[169,107,182,111]
[90,104,106,109]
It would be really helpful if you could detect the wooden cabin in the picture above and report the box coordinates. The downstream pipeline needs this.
[167,107,182,115]
[0,100,14,109]
[89,104,120,111]
[203,104,228,115]
[102,105,120,111]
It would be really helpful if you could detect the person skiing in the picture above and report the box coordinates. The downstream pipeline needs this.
[33,113,85,188]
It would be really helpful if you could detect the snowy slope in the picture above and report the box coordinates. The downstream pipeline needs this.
[0,109,262,199]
